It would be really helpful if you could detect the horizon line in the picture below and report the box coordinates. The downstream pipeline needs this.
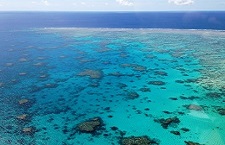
[0,10,225,13]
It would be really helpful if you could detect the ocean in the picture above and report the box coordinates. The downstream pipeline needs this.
[0,12,225,145]
[1,12,225,30]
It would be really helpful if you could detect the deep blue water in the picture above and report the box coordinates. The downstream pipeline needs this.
[0,12,225,30]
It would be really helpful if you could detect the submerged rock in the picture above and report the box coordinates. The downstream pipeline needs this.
[155,116,180,129]
[120,136,159,145]
[77,117,103,133]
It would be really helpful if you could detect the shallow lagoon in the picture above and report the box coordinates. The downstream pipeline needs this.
[0,28,225,145]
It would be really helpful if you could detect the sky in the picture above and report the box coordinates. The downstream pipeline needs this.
[0,0,224,11]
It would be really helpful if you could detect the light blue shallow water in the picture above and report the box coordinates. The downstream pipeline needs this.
[0,28,225,145]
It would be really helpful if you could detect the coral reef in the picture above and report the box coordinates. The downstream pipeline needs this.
[181,128,190,132]
[206,92,222,98]
[148,81,166,86]
[22,127,36,135]
[120,136,159,145]
[19,58,28,62]
[77,117,103,133]
[108,72,133,77]
[120,63,147,72]
[184,141,202,145]
[126,91,139,100]
[77,69,104,79]
[155,116,180,129]
[140,87,151,92]
[16,114,28,121]
[18,99,29,105]
[19,72,27,76]
[185,104,203,111]
[5,63,14,67]
[118,83,127,89]
[180,96,200,100]
[154,71,168,76]
[18,98,35,109]
[170,131,180,136]
[217,108,225,115]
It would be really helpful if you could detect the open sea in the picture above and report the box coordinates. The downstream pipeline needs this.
[1,12,225,145]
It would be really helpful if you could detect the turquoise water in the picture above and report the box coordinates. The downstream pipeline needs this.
[1,28,225,145]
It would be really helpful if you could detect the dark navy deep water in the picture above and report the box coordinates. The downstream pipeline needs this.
[0,12,225,30]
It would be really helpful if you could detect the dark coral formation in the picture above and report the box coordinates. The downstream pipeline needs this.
[181,128,190,132]
[206,92,222,98]
[120,136,159,145]
[120,63,147,72]
[77,117,103,133]
[154,71,168,76]
[155,116,180,129]
[184,141,203,145]
[175,78,199,84]
[140,87,151,92]
[108,72,125,77]
[118,83,127,89]
[126,91,140,100]
[217,108,225,115]
[184,79,199,83]
[180,96,200,100]
[110,126,118,131]
[108,72,133,77]
[175,80,184,84]
[132,65,147,72]
[148,81,166,86]
[170,131,180,136]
